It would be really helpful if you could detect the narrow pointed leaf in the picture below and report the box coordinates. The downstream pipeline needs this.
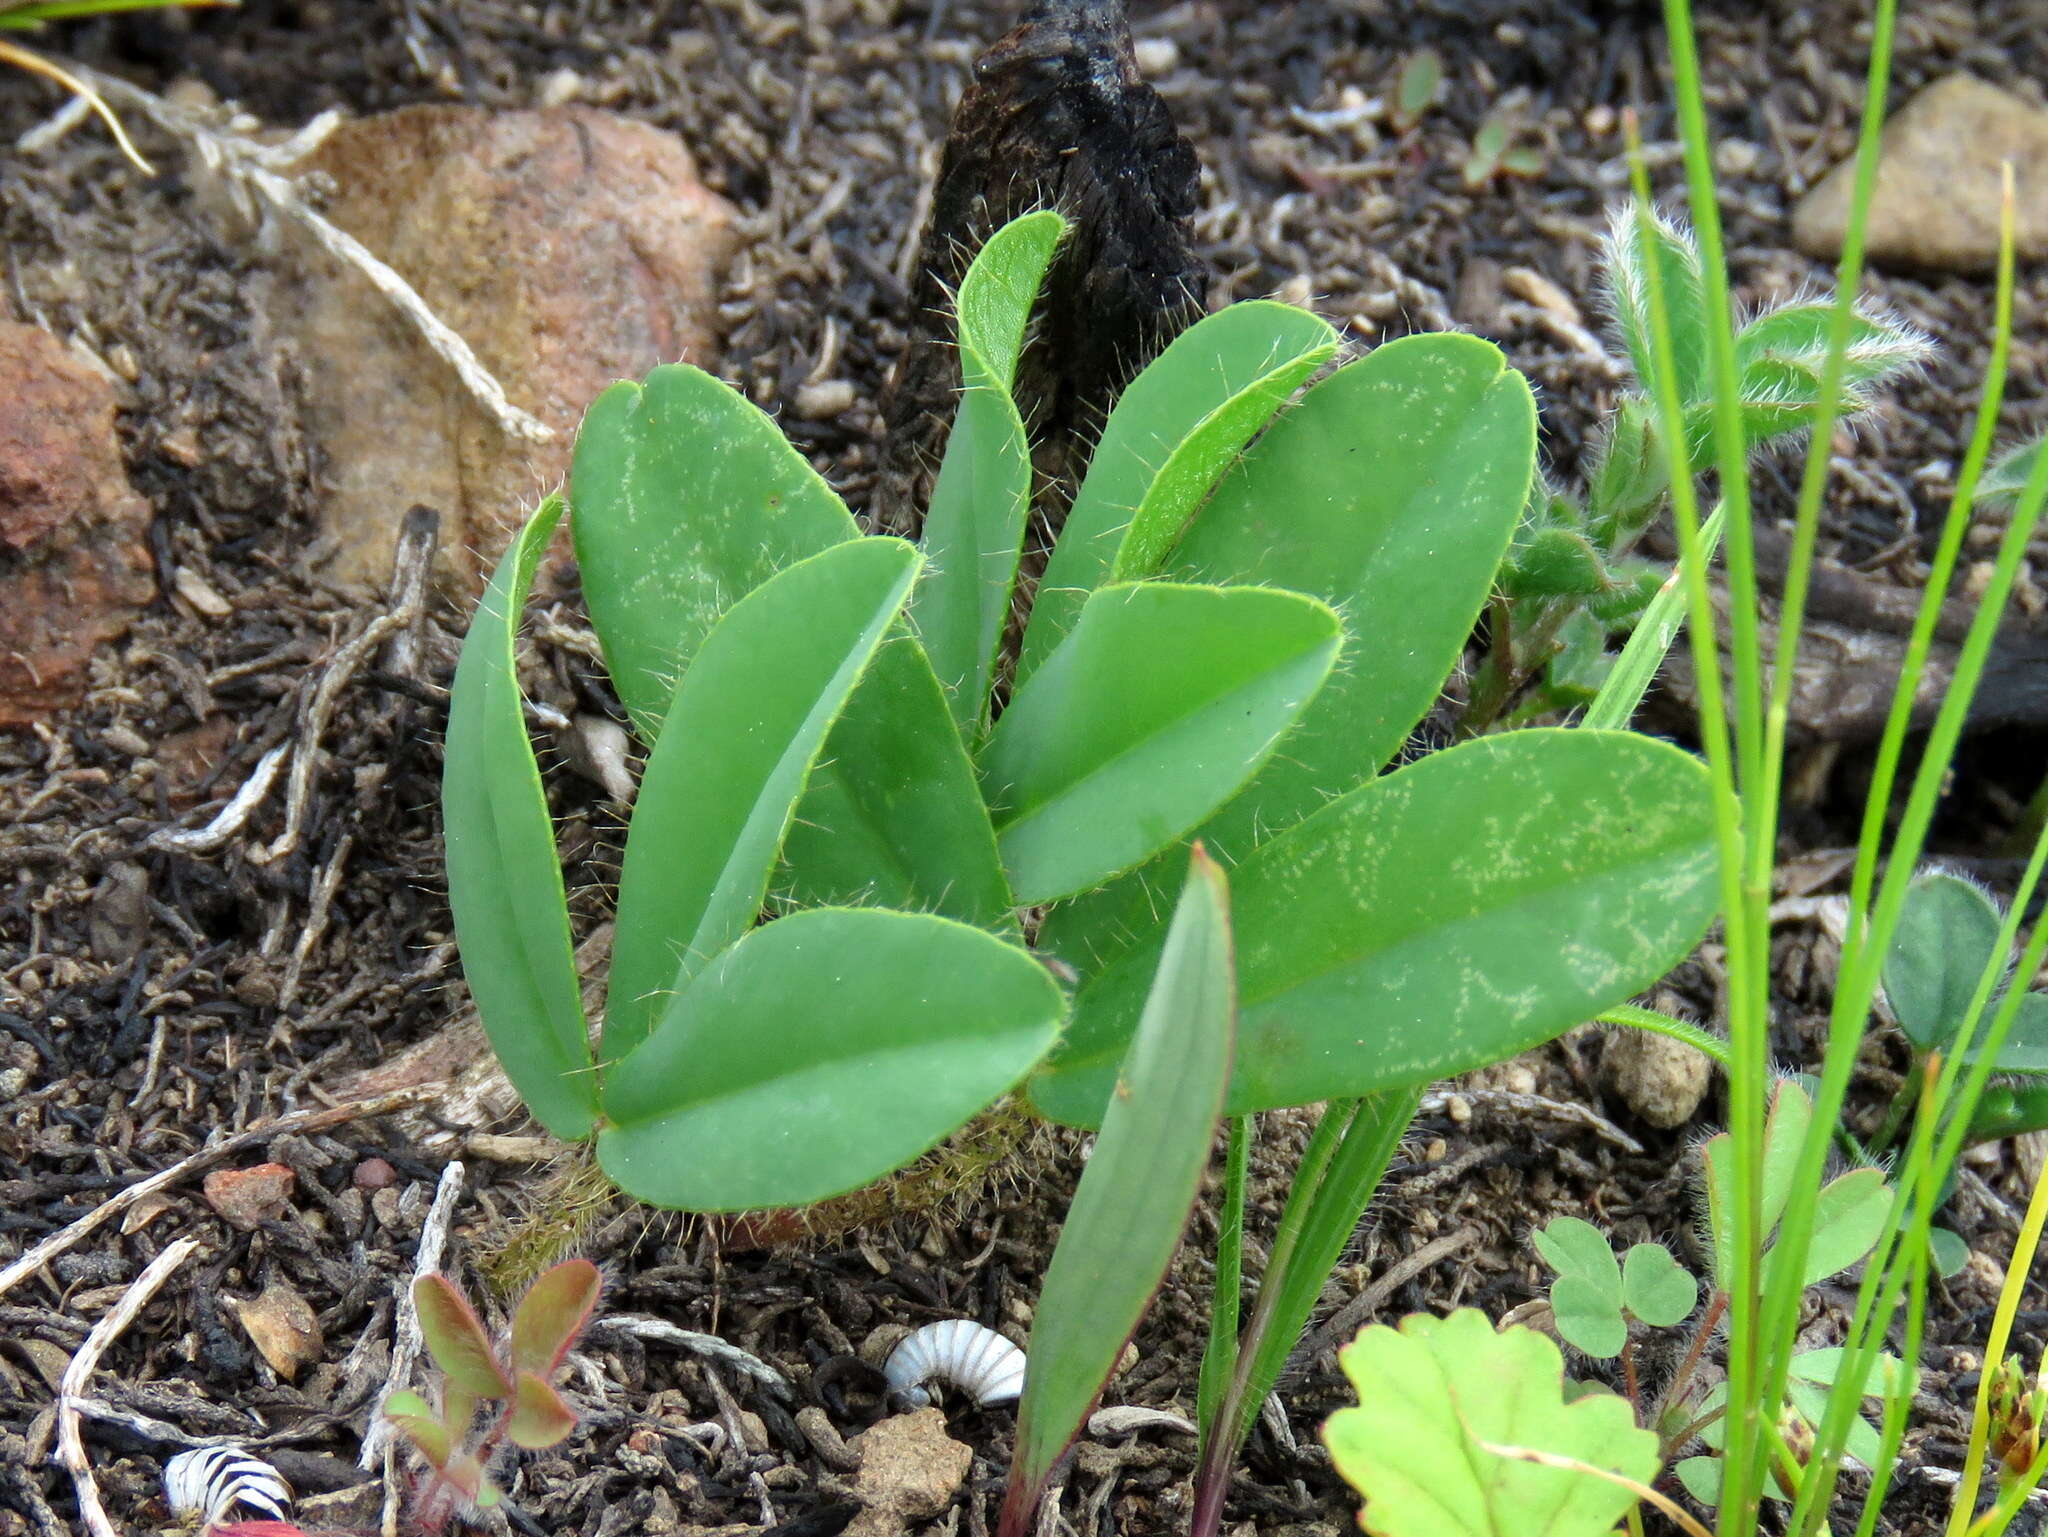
[1018,302,1339,682]
[509,1258,601,1377]
[507,1371,580,1450]
[443,497,596,1140]
[413,1275,511,1397]
[598,907,1064,1211]
[603,539,920,1064]
[911,211,1063,731]
[1031,729,1717,1126]
[1003,850,1235,1534]
[980,583,1341,906]
[570,364,859,741]
[1605,203,1711,407]
[779,634,1015,929]
[1039,335,1533,979]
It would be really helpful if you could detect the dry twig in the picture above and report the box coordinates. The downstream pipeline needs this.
[56,1237,202,1537]
[358,1159,466,1470]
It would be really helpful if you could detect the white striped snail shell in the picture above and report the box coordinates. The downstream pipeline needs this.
[164,1445,293,1529]
[883,1320,1027,1409]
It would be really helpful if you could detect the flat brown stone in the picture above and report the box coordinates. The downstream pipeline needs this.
[289,105,740,593]
[1793,73,2048,273]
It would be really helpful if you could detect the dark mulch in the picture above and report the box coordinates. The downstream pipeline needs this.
[2,3,2045,1534]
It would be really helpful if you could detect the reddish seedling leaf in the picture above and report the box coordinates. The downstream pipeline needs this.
[437,1450,490,1503]
[510,1258,600,1377]
[383,1388,454,1467]
[508,1369,580,1449]
[413,1275,512,1397]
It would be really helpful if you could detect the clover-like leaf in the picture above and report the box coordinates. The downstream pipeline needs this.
[1883,870,2003,1051]
[413,1275,511,1398]
[1619,1243,1696,1329]
[1324,1309,1658,1537]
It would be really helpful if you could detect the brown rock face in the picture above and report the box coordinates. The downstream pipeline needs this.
[1793,74,2048,273]
[290,106,740,592]
[0,322,155,727]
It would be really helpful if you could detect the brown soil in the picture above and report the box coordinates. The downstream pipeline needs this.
[3,3,2047,1535]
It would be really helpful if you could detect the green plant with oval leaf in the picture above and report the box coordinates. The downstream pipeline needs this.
[443,204,1718,1232]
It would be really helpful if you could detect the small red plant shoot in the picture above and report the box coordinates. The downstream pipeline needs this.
[380,1258,600,1533]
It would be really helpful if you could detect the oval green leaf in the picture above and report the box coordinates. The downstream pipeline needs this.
[413,1274,511,1398]
[603,538,920,1065]
[980,582,1342,906]
[569,364,859,742]
[507,1371,579,1450]
[911,211,1063,732]
[779,633,1015,930]
[1005,849,1236,1530]
[1031,728,1718,1126]
[1017,301,1339,683]
[510,1258,600,1378]
[1039,334,1534,980]
[443,496,597,1140]
[1883,870,2003,1051]
[596,907,1065,1212]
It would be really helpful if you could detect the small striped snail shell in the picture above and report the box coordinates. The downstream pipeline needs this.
[164,1445,293,1529]
[884,1320,1027,1409]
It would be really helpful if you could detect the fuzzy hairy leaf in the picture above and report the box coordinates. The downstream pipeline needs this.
[508,1371,580,1450]
[1978,436,2046,506]
[569,365,859,742]
[981,582,1342,906]
[443,497,597,1141]
[510,1259,600,1379]
[1606,203,1711,408]
[603,539,919,1065]
[912,211,1063,731]
[597,907,1064,1211]
[414,1276,511,1398]
[1018,302,1339,682]
[1032,729,1718,1125]
[1039,335,1534,980]
[1883,870,2004,1051]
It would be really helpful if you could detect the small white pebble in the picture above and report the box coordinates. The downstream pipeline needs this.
[1134,37,1179,76]
[1445,1094,1472,1125]
[795,379,856,420]
[172,566,232,619]
[1714,139,1761,177]
[537,68,584,108]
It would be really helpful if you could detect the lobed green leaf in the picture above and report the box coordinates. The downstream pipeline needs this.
[1620,1242,1697,1329]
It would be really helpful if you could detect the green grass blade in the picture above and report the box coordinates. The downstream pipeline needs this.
[598,907,1063,1211]
[1197,1115,1250,1444]
[911,211,1063,733]
[1596,1004,1730,1070]
[981,582,1342,906]
[1579,501,1726,731]
[603,539,919,1064]
[1001,848,1236,1537]
[443,496,597,1140]
[570,364,859,742]
[1017,302,1339,684]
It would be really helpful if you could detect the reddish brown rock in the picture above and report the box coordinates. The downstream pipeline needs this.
[202,1161,297,1229]
[288,105,740,593]
[0,322,154,727]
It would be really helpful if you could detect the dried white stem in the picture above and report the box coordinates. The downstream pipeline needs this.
[358,1160,466,1469]
[56,1238,202,1537]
